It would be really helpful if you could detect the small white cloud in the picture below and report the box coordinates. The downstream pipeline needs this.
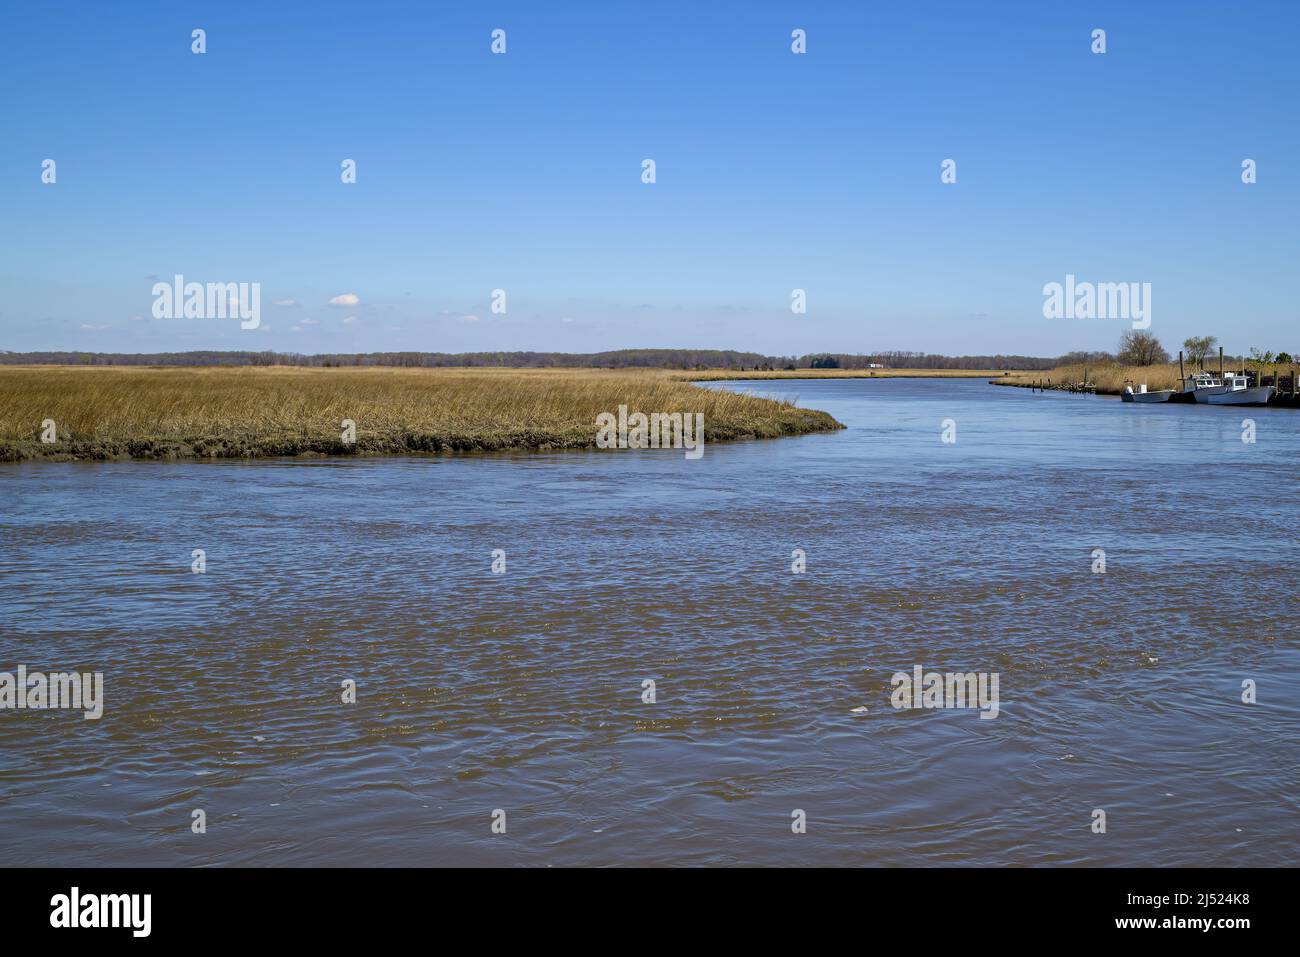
[300,317,319,326]
[329,293,360,307]
[460,314,480,323]
[342,315,358,325]
[273,298,297,307]
[290,324,303,332]
[80,323,109,331]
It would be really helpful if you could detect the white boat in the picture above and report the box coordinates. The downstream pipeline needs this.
[1189,371,1273,405]
[1121,382,1175,403]
[1182,371,1227,396]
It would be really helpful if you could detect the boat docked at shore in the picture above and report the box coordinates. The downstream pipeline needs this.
[1121,382,1175,403]
[1185,371,1274,405]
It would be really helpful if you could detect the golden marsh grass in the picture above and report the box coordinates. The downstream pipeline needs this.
[1001,361,1300,398]
[1000,361,1209,395]
[0,365,843,461]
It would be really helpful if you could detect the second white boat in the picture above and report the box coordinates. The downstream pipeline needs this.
[1188,371,1274,405]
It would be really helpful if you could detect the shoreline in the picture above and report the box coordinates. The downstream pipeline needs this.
[993,376,1121,396]
[995,361,1300,402]
[0,418,844,463]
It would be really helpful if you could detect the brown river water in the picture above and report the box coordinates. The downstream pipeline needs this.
[1,378,1296,865]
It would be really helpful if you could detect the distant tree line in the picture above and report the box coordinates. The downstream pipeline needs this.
[798,351,1058,370]
[0,348,1067,370]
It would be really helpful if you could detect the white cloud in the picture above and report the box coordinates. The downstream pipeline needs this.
[273,298,297,307]
[460,314,480,323]
[329,293,360,307]
[300,317,319,326]
[80,323,109,331]
[342,315,358,325]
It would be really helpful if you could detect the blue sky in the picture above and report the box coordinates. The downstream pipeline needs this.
[1,0,1296,358]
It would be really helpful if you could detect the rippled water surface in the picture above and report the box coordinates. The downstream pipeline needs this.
[1,378,1297,866]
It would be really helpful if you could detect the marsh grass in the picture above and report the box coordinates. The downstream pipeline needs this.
[999,362,1186,395]
[0,365,843,461]
[1006,360,1300,396]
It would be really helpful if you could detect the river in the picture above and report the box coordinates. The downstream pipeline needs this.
[1,377,1296,865]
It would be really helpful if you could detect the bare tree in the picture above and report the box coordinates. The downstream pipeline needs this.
[1118,331,1170,366]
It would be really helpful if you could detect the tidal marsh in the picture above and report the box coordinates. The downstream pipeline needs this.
[997,360,1299,396]
[0,365,842,461]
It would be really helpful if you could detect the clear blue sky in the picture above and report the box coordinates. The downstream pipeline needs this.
[1,0,1296,358]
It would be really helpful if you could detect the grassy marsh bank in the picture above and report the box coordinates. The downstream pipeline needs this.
[0,365,843,462]
[997,362,1197,396]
